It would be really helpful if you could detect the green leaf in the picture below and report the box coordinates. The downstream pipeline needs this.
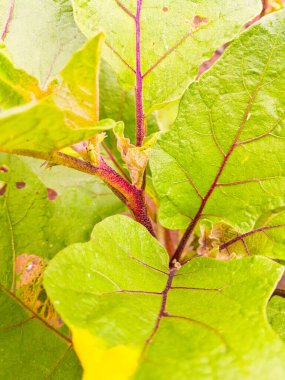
[0,0,85,85]
[0,153,124,289]
[44,215,285,380]
[23,156,125,254]
[0,152,124,378]
[0,284,82,379]
[227,208,285,259]
[0,44,44,110]
[268,296,285,343]
[150,11,285,257]
[0,34,114,158]
[100,60,136,143]
[57,33,102,125]
[72,0,261,112]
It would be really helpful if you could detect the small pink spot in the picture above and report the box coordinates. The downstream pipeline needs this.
[0,166,8,172]
[162,6,168,12]
[47,188,58,200]
[16,182,26,189]
[193,15,208,28]
[0,183,7,196]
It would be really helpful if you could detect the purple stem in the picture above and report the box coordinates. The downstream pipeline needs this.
[1,0,15,41]
[135,0,145,147]
[53,152,155,236]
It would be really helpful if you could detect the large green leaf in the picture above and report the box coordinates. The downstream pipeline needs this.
[0,153,124,290]
[72,0,261,112]
[150,11,285,257]
[0,34,114,158]
[45,215,285,380]
[0,284,82,379]
[0,0,85,85]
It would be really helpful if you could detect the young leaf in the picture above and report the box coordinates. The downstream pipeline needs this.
[114,122,159,187]
[0,34,114,158]
[45,215,285,380]
[0,0,85,85]
[0,284,82,379]
[72,0,261,112]
[150,11,285,257]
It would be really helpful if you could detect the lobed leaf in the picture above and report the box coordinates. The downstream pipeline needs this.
[72,0,261,112]
[150,10,285,257]
[45,215,285,380]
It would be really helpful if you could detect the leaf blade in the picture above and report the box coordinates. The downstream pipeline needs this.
[45,215,285,379]
[150,11,285,258]
[72,0,262,112]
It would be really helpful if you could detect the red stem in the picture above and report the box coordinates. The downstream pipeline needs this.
[135,0,145,147]
[54,152,155,236]
[172,146,235,263]
[1,0,15,41]
[102,141,130,181]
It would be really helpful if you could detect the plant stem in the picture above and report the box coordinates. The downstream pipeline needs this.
[52,152,155,236]
[102,141,129,180]
[135,0,145,147]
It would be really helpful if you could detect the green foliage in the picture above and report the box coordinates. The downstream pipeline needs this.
[150,10,285,257]
[72,0,261,112]
[0,34,114,158]
[45,215,285,380]
[0,153,123,289]
[0,0,85,84]
[0,44,43,110]
[1,1,285,379]
[0,285,82,379]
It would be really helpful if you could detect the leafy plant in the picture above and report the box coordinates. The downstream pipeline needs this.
[1,1,285,379]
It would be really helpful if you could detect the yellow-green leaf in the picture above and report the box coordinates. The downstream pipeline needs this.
[45,215,285,380]
[0,34,114,158]
[150,10,285,258]
[72,0,261,112]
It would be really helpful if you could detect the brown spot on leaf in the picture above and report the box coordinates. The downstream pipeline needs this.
[193,15,209,29]
[0,165,8,172]
[16,254,63,329]
[162,6,168,12]
[47,188,58,200]
[198,222,246,260]
[16,182,26,189]
[0,183,7,196]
